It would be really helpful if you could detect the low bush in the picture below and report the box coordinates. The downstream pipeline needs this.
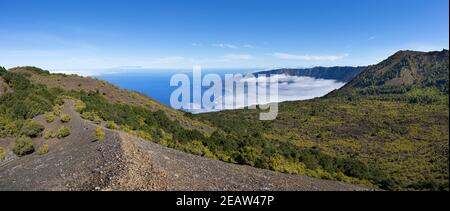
[106,121,117,129]
[60,113,71,123]
[74,100,86,112]
[93,116,102,124]
[52,105,63,116]
[43,129,56,139]
[80,111,95,121]
[0,147,5,160]
[57,126,71,138]
[20,120,44,138]
[37,144,49,155]
[44,112,55,123]
[81,111,102,124]
[95,128,106,141]
[12,137,35,156]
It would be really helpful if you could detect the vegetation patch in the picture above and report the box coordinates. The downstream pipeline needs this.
[0,147,5,160]
[43,129,56,139]
[20,120,44,138]
[106,121,118,129]
[57,126,71,138]
[60,113,71,123]
[44,112,55,123]
[37,144,49,155]
[197,94,449,190]
[95,128,106,141]
[13,137,35,156]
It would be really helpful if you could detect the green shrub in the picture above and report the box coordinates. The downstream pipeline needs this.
[37,144,49,155]
[106,121,117,129]
[0,70,59,120]
[235,146,261,166]
[74,100,86,112]
[93,115,102,124]
[81,111,102,124]
[57,126,71,138]
[0,147,5,160]
[54,96,65,106]
[60,113,71,123]
[136,130,152,140]
[95,128,106,141]
[20,120,44,137]
[13,137,35,156]
[43,129,56,139]
[81,111,95,121]
[52,105,63,116]
[44,112,55,123]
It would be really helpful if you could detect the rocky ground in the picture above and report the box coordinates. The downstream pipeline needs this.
[0,101,372,191]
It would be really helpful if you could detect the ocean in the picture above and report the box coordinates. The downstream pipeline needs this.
[97,69,345,113]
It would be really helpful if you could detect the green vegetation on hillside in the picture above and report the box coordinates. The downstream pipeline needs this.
[197,95,449,190]
[0,67,62,120]
[197,50,449,191]
[1,66,62,139]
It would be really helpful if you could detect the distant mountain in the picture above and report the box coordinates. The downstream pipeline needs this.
[343,50,449,93]
[256,66,366,82]
[327,50,449,101]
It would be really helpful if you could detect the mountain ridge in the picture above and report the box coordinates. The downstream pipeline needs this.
[256,66,366,82]
[328,49,449,97]
[347,50,448,89]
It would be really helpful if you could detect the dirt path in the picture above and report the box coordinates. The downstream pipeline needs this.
[0,100,373,191]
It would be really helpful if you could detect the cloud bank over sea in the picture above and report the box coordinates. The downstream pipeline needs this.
[187,74,345,113]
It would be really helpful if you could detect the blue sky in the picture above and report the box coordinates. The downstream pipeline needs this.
[0,0,448,71]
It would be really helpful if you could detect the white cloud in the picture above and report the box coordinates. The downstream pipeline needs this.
[187,74,345,113]
[273,52,348,61]
[222,54,253,60]
[212,43,256,49]
[51,69,103,77]
[212,43,239,49]
[368,35,377,41]
[191,43,202,46]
